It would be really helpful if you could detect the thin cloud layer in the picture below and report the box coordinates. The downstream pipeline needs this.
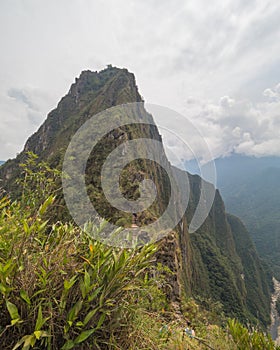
[0,0,280,160]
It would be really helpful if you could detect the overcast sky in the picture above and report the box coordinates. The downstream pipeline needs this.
[1,0,280,161]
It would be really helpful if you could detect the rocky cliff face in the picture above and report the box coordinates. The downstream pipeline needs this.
[172,168,271,325]
[0,66,272,327]
[227,214,272,326]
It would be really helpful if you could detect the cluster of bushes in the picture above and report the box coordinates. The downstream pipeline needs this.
[0,157,169,349]
[228,319,280,350]
[0,155,279,349]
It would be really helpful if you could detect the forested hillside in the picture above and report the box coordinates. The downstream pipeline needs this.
[216,155,280,279]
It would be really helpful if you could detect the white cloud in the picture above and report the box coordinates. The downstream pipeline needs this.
[0,86,54,160]
[1,0,280,160]
[177,82,280,160]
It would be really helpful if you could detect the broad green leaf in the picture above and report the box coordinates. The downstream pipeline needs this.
[64,276,77,291]
[20,290,31,305]
[0,282,12,295]
[34,331,42,340]
[96,313,106,330]
[22,220,30,234]
[13,335,34,350]
[23,334,35,350]
[83,309,98,326]
[74,328,95,344]
[33,330,48,340]
[35,305,46,331]
[84,270,90,291]
[67,300,83,323]
[61,340,75,350]
[39,195,55,216]
[6,300,20,321]
[80,280,86,299]
[38,220,48,233]
[11,318,22,326]
[32,288,47,298]
[3,260,16,273]
[88,286,102,302]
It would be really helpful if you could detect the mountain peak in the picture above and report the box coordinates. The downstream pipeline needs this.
[0,66,143,170]
[0,68,272,327]
[68,66,141,104]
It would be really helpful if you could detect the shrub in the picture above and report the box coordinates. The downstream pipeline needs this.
[0,155,161,349]
[228,318,280,350]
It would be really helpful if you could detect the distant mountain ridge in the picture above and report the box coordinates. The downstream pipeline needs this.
[0,66,272,327]
[215,154,280,280]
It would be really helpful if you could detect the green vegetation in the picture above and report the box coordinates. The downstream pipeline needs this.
[227,214,272,327]
[0,67,276,349]
[216,155,280,280]
[181,172,272,327]
[0,155,278,349]
[0,157,163,349]
[228,319,280,350]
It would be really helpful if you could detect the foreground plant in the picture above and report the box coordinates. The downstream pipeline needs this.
[228,318,280,350]
[1,154,279,350]
[0,155,161,349]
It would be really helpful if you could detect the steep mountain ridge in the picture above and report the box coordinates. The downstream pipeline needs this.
[227,214,272,326]
[0,66,272,327]
[176,169,271,325]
